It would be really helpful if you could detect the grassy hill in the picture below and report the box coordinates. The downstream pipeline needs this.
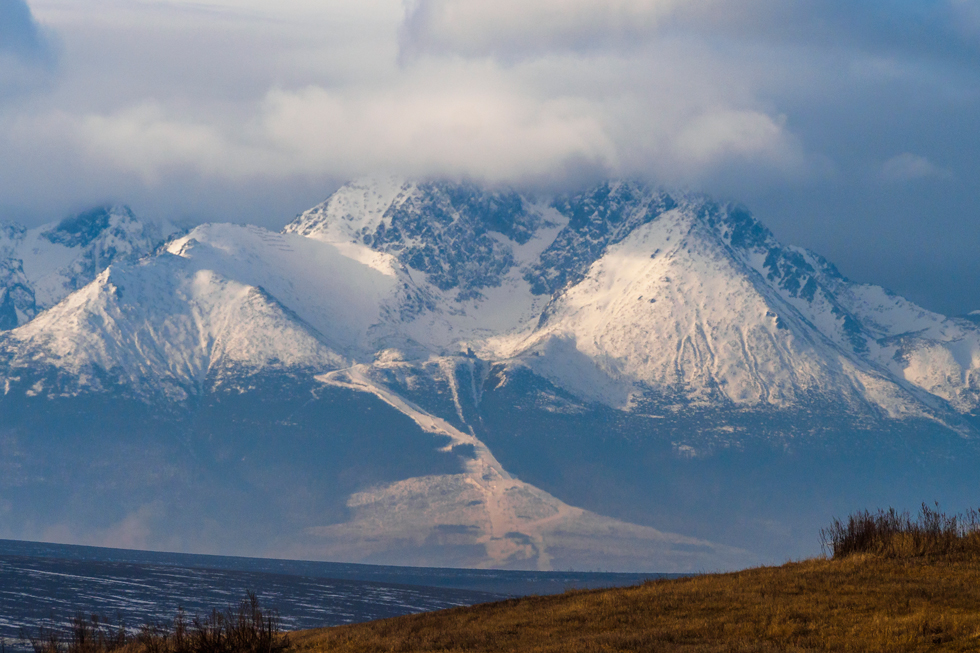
[290,507,980,652]
[289,555,980,652]
[20,506,980,653]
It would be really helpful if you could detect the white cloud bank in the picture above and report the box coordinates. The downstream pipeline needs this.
[47,71,800,189]
[58,82,615,184]
[1,0,977,254]
[672,110,799,171]
[2,0,806,207]
[6,74,604,184]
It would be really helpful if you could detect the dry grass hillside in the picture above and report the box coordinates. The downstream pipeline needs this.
[290,505,980,653]
[16,506,980,653]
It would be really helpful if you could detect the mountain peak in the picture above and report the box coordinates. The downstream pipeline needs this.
[6,181,979,423]
[0,205,171,329]
[2,178,979,569]
[40,205,134,248]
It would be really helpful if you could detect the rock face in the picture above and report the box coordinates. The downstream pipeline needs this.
[0,206,168,330]
[1,179,978,570]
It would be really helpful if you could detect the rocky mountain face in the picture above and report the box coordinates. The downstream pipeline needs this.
[0,206,168,330]
[1,179,977,571]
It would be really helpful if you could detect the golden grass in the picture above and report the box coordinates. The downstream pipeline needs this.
[289,554,980,652]
[820,504,980,560]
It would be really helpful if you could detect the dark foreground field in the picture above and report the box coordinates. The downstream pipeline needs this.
[290,554,980,652]
[290,507,980,652]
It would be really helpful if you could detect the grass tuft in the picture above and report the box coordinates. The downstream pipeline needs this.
[820,503,980,559]
[21,591,288,653]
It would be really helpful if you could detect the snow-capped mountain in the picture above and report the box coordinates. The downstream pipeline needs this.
[284,178,980,427]
[0,179,977,569]
[0,206,169,330]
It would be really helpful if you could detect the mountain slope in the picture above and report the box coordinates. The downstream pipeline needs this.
[0,206,169,330]
[485,199,966,437]
[0,179,977,567]
[292,365,747,571]
[286,179,980,425]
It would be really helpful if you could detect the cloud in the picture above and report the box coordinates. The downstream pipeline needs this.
[399,0,980,66]
[400,0,707,57]
[1,1,972,201]
[947,0,980,41]
[0,0,55,98]
[13,53,806,194]
[77,104,236,182]
[879,153,953,183]
[96,503,164,550]
[2,0,980,314]
[257,81,617,181]
[3,0,966,200]
[671,110,800,173]
[31,70,615,185]
[30,503,176,551]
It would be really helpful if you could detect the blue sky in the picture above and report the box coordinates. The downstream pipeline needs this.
[1,0,978,315]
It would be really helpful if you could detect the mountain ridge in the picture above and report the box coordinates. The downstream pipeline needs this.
[0,205,172,331]
[0,177,977,569]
